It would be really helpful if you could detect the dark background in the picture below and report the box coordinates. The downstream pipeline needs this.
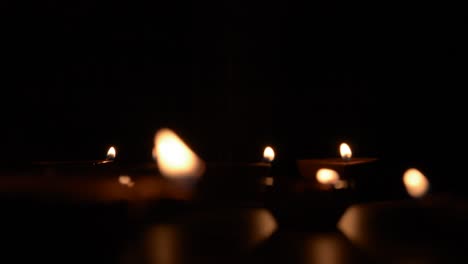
[1,1,466,192]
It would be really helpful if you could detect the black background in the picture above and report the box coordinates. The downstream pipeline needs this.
[1,1,466,192]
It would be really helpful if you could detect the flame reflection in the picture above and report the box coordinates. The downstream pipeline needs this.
[146,225,182,264]
[264,176,274,186]
[119,175,135,187]
[337,205,366,248]
[305,234,357,264]
[144,209,277,264]
[316,168,340,185]
[248,209,278,247]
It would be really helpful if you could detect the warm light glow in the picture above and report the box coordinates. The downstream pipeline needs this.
[337,205,366,249]
[264,177,274,186]
[248,209,278,246]
[107,146,116,160]
[263,146,275,162]
[305,234,350,264]
[334,180,348,189]
[403,168,430,198]
[153,128,205,179]
[340,143,352,160]
[119,175,131,185]
[316,168,340,185]
[146,225,181,264]
[119,175,134,187]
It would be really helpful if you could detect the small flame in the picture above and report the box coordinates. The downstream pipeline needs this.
[107,146,116,160]
[340,143,352,160]
[153,128,205,179]
[403,168,430,198]
[316,168,340,185]
[263,146,275,162]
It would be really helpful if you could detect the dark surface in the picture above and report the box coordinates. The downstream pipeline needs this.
[2,192,468,264]
[0,157,464,264]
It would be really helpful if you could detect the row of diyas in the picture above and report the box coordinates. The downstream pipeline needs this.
[0,128,276,206]
[0,128,432,230]
[265,141,432,230]
[13,133,397,205]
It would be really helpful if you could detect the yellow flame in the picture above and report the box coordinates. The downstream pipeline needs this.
[316,168,340,185]
[153,128,205,179]
[263,146,275,162]
[340,142,352,160]
[403,168,430,198]
[107,146,116,160]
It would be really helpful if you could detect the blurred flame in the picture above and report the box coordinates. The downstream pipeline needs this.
[340,143,352,160]
[107,146,116,160]
[306,234,351,264]
[263,146,275,162]
[334,180,348,189]
[403,168,430,198]
[119,175,134,187]
[153,128,205,179]
[264,177,274,186]
[316,168,340,185]
[119,175,131,185]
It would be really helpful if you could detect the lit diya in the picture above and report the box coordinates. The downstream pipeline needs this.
[151,128,276,207]
[266,142,379,230]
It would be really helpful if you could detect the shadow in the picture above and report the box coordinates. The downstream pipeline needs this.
[0,197,134,264]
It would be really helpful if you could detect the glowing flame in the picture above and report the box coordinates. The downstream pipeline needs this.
[403,168,430,198]
[316,168,340,185]
[340,142,352,160]
[263,146,275,162]
[106,146,116,160]
[153,128,205,179]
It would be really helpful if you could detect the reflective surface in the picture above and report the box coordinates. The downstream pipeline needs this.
[122,208,277,264]
[338,195,468,263]
[1,194,468,263]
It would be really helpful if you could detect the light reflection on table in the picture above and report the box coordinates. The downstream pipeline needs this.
[122,208,278,264]
[338,196,468,263]
[2,187,468,264]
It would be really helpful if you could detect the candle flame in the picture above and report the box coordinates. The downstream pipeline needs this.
[107,146,116,160]
[316,168,340,185]
[153,128,205,179]
[403,168,430,198]
[340,143,352,160]
[263,146,275,162]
